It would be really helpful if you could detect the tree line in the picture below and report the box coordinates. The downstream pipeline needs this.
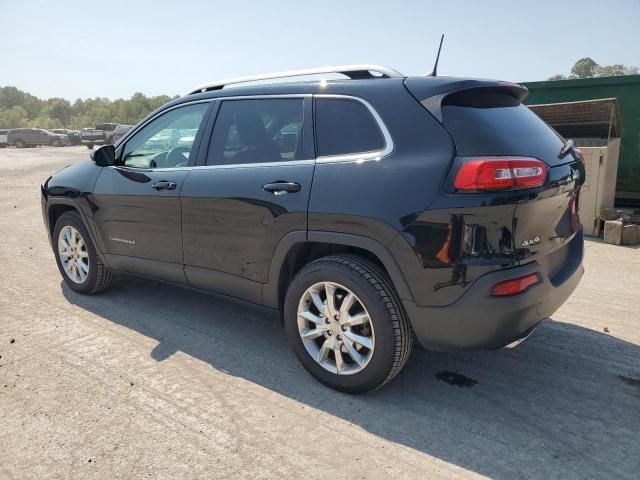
[549,57,638,80]
[2,58,637,130]
[0,86,178,130]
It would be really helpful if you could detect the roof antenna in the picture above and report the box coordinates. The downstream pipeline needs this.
[424,34,444,77]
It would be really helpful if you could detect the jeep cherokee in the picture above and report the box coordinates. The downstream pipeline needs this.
[41,65,585,393]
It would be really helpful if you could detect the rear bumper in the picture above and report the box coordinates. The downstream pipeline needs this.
[403,228,584,351]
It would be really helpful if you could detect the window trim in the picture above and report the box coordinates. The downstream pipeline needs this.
[314,94,394,164]
[113,99,214,168]
[202,94,312,168]
[110,94,393,173]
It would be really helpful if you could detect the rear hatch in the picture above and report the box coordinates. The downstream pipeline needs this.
[408,79,585,264]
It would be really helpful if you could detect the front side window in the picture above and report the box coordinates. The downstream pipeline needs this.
[122,103,208,168]
[315,98,385,157]
[206,98,304,166]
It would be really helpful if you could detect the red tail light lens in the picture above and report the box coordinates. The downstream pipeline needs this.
[491,273,539,296]
[454,158,548,191]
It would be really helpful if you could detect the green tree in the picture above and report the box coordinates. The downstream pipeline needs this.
[46,98,73,126]
[0,106,29,128]
[570,57,599,79]
[549,58,639,80]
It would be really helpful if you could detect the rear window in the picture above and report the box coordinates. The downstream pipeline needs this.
[315,98,385,157]
[442,90,565,163]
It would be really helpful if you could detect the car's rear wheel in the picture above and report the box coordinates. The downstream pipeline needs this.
[86,143,94,149]
[284,255,413,393]
[53,211,112,294]
[15,139,25,148]
[51,139,62,147]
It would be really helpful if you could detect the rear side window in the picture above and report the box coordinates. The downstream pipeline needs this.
[442,90,564,162]
[207,98,304,166]
[315,98,385,157]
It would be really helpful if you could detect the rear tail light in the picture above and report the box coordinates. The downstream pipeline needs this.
[491,273,539,296]
[453,158,548,191]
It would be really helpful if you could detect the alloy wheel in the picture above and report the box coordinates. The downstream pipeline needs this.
[58,225,89,284]
[297,282,375,375]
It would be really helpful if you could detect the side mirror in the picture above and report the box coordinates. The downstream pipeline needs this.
[91,144,116,167]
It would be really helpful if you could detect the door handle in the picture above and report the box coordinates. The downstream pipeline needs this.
[262,182,301,195]
[152,180,177,191]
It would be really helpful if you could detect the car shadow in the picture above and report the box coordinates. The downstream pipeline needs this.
[61,275,640,479]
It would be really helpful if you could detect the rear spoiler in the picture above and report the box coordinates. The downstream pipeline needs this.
[404,77,528,122]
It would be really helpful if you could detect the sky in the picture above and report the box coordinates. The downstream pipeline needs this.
[1,0,638,101]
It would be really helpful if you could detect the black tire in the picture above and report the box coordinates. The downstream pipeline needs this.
[15,139,25,148]
[51,139,62,147]
[53,211,112,294]
[86,143,94,149]
[284,254,413,393]
[0,143,6,148]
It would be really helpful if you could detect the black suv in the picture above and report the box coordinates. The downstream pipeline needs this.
[41,65,585,393]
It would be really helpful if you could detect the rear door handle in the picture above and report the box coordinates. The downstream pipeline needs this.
[152,180,177,191]
[262,182,301,195]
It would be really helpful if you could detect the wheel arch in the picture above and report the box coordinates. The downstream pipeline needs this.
[263,231,414,310]
[46,199,107,264]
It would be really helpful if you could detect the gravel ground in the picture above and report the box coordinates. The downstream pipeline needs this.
[0,146,639,479]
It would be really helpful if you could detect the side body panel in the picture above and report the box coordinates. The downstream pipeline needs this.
[91,166,191,265]
[307,82,456,302]
[180,96,315,301]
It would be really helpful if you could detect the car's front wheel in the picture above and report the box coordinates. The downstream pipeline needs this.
[53,211,112,294]
[284,255,413,393]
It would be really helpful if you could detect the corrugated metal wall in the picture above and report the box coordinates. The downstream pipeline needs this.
[523,75,640,205]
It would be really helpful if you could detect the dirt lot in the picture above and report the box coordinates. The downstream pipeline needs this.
[0,145,638,479]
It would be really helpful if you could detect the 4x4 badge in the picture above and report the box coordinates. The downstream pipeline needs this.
[521,236,540,247]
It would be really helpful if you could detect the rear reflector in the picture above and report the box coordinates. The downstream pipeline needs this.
[454,158,548,191]
[491,273,539,296]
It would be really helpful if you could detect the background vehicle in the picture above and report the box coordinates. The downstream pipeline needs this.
[51,128,82,145]
[81,123,119,148]
[41,65,585,393]
[111,124,132,143]
[8,128,67,147]
[0,129,8,147]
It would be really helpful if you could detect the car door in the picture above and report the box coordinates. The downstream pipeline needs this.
[92,101,212,284]
[25,129,37,145]
[180,96,315,303]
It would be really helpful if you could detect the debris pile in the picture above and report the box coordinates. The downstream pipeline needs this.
[601,208,640,245]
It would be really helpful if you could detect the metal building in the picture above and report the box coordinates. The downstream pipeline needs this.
[523,75,640,206]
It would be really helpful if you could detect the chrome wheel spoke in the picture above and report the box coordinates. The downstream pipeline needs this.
[339,292,355,318]
[64,261,74,274]
[299,309,326,326]
[334,344,344,374]
[309,290,325,314]
[301,325,329,340]
[341,312,369,328]
[342,337,366,367]
[317,336,333,363]
[324,283,337,317]
[343,330,373,350]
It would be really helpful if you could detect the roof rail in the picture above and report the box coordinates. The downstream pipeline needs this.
[186,64,404,95]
